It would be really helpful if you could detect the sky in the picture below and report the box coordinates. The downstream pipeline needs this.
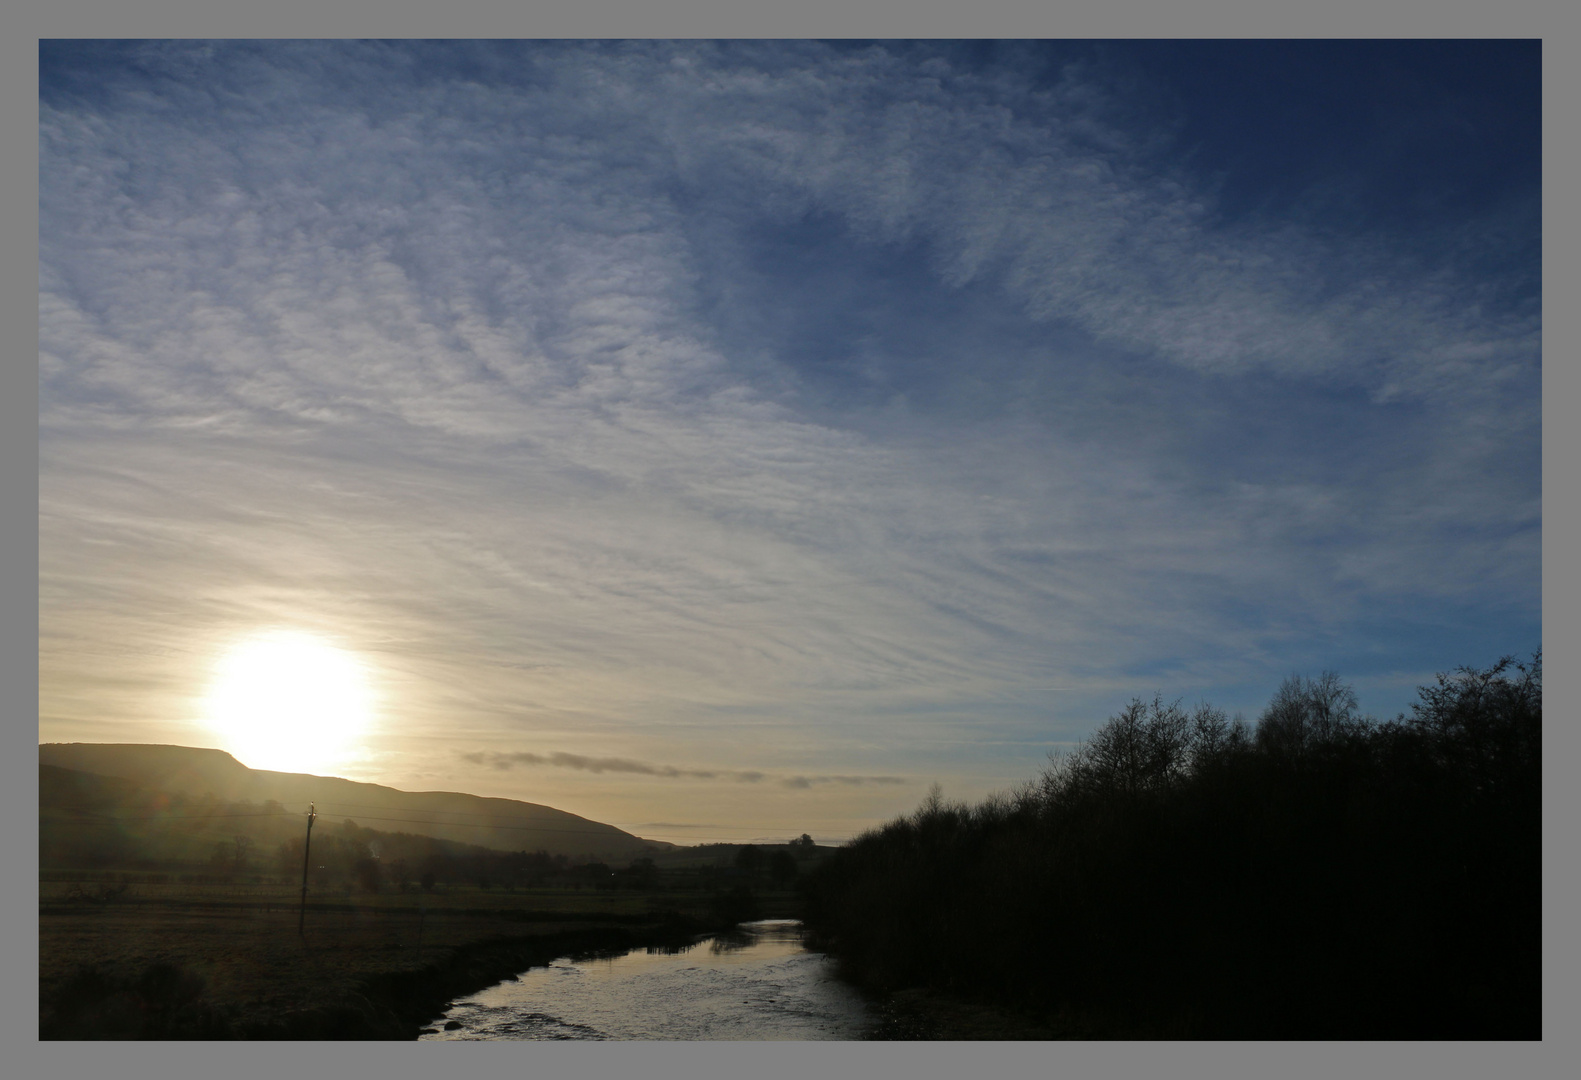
[38,40,1541,845]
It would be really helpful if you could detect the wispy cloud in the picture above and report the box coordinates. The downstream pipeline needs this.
[779,774,908,790]
[459,750,766,783]
[459,750,905,789]
[38,42,1538,830]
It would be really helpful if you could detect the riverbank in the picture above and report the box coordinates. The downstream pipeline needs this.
[44,894,1111,1041]
[857,984,1180,1040]
[39,898,744,1039]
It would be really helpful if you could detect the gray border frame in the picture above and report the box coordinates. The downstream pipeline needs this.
[9,4,1570,1079]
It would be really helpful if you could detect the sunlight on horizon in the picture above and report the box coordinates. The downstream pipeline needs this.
[203,629,376,775]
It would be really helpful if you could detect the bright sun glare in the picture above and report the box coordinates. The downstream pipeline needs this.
[205,630,374,774]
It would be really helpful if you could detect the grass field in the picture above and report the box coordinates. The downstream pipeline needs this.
[41,874,716,913]
[40,876,799,1039]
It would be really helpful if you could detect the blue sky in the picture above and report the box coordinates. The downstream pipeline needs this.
[38,41,1540,843]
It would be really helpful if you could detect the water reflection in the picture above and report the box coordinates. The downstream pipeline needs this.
[709,929,754,954]
[420,919,874,1041]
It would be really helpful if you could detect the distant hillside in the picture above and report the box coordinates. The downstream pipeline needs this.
[40,762,574,878]
[42,762,310,869]
[38,743,654,862]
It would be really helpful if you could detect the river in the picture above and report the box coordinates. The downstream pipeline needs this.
[416,919,876,1040]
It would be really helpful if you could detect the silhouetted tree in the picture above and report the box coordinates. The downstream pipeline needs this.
[733,845,764,876]
[1256,670,1368,759]
[710,884,760,925]
[768,850,798,886]
[625,856,658,889]
[801,655,1541,1038]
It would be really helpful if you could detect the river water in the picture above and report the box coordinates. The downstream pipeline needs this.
[417,919,876,1040]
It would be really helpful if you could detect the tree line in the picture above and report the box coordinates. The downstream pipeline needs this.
[800,655,1541,1038]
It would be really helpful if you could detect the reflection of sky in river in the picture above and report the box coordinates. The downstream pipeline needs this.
[419,920,874,1040]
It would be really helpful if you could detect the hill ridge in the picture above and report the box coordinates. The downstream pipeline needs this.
[38,742,655,860]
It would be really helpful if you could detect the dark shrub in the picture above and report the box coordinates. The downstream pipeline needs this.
[802,655,1540,1038]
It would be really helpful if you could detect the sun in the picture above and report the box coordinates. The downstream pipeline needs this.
[204,630,375,774]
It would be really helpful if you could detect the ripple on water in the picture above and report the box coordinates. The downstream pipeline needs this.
[419,919,874,1041]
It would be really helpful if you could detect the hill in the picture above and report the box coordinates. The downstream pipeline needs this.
[39,762,596,885]
[38,743,655,862]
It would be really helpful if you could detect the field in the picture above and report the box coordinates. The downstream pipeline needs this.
[40,875,800,1039]
[38,758,828,1039]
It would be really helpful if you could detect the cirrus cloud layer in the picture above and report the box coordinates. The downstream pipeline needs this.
[39,41,1539,842]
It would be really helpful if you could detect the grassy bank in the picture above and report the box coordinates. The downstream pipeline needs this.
[40,884,795,1039]
[40,772,823,1040]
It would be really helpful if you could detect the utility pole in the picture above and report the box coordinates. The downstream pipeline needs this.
[298,802,316,937]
